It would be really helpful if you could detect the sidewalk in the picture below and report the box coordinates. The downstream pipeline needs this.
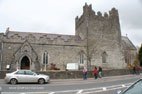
[0,74,141,84]
[50,74,142,82]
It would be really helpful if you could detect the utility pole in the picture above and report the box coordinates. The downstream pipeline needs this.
[86,16,90,71]
[0,40,3,70]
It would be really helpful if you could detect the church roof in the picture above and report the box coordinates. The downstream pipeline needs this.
[5,30,81,41]
[121,36,137,50]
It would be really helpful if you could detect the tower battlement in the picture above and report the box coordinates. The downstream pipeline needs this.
[75,3,119,30]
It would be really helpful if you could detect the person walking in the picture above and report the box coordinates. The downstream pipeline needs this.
[133,66,136,74]
[93,66,98,79]
[82,66,87,80]
[98,66,103,78]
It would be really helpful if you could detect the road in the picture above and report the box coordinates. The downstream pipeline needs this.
[0,74,141,94]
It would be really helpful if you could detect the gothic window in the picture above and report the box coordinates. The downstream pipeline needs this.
[80,51,84,64]
[102,51,107,63]
[43,51,48,65]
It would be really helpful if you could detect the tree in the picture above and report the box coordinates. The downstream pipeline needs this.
[138,45,142,66]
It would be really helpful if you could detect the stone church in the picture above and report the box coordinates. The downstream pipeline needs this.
[0,3,137,71]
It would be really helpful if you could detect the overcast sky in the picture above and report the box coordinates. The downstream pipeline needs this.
[0,0,142,46]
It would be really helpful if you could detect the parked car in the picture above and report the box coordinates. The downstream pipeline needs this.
[117,78,142,94]
[5,70,50,84]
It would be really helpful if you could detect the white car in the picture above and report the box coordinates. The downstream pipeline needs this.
[5,70,50,84]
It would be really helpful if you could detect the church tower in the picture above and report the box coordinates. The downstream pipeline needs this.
[75,3,121,43]
[75,3,125,69]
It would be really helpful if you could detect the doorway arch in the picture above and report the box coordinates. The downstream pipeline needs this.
[20,56,30,69]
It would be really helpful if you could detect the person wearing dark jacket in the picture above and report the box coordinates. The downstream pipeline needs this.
[98,66,103,78]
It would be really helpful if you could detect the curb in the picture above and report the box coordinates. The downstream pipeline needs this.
[50,74,141,82]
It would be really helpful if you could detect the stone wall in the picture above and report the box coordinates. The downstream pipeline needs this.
[75,3,126,69]
[1,40,85,70]
[0,69,138,79]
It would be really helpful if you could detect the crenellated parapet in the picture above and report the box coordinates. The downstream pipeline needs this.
[75,3,119,30]
[3,31,85,46]
[83,3,93,16]
[109,8,119,17]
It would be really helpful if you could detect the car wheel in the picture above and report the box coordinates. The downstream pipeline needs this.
[10,78,17,85]
[38,78,45,84]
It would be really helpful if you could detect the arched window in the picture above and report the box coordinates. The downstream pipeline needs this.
[80,51,84,64]
[43,51,48,65]
[102,51,107,63]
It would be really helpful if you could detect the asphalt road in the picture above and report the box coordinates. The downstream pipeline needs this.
[0,74,141,94]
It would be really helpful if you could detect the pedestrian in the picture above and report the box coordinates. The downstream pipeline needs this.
[82,66,87,80]
[98,66,103,78]
[92,66,98,79]
[133,66,136,74]
[136,65,140,75]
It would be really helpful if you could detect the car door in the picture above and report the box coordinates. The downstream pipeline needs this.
[15,70,26,82]
[24,70,38,82]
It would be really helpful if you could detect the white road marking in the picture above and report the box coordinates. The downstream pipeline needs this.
[51,83,132,94]
[79,86,129,94]
[20,93,26,94]
[49,92,55,94]
[23,83,132,94]
[122,84,126,87]
[76,89,83,94]
[102,87,107,91]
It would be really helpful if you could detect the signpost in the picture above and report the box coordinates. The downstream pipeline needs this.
[66,63,79,70]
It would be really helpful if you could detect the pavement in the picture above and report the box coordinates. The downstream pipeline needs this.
[50,74,142,83]
[0,74,141,84]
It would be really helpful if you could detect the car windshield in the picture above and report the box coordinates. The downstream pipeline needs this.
[122,79,142,94]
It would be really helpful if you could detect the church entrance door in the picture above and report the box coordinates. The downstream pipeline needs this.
[21,56,30,70]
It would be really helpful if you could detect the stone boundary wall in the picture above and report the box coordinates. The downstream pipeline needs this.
[0,69,140,79]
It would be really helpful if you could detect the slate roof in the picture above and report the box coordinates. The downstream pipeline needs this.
[121,36,137,50]
[5,30,82,41]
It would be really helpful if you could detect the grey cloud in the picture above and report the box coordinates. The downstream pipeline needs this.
[119,1,142,30]
[139,0,142,3]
